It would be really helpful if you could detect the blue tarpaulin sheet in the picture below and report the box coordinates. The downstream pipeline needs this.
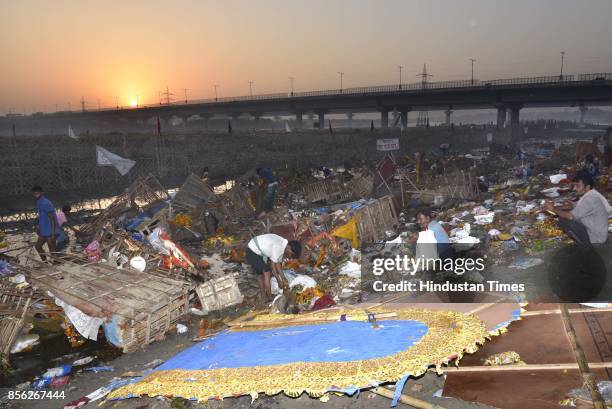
[154,320,429,371]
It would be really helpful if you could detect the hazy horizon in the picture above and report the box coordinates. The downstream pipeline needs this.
[2,0,612,114]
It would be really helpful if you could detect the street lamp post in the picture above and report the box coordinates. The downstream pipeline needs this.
[248,81,253,98]
[213,85,219,102]
[398,65,403,89]
[289,77,295,96]
[560,51,565,80]
[338,71,344,92]
[469,58,476,85]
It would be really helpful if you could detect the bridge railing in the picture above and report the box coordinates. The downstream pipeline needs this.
[576,73,612,81]
[184,72,612,104]
[37,72,612,115]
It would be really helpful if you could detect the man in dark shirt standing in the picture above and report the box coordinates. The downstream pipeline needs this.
[256,167,278,214]
[32,186,58,261]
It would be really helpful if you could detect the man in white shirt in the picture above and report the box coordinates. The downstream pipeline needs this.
[544,171,610,247]
[246,234,302,301]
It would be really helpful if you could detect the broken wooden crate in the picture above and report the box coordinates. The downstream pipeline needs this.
[24,259,189,352]
[354,195,398,243]
[196,275,243,314]
[171,173,231,235]
[171,173,226,214]
[303,171,373,205]
[0,279,33,355]
[80,174,170,237]
[219,169,259,219]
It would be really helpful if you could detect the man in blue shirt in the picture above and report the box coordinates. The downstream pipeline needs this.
[32,186,58,261]
[256,167,278,214]
[416,208,452,259]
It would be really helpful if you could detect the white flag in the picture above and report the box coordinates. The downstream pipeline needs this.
[285,121,292,133]
[68,124,78,140]
[96,146,136,176]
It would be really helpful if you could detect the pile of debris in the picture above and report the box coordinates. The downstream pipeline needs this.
[0,137,610,401]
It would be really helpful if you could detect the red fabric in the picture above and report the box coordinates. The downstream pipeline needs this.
[63,396,89,409]
[312,294,336,311]
[377,154,396,182]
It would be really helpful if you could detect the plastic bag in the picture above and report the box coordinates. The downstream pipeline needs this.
[10,333,40,354]
[85,240,101,262]
[42,365,71,379]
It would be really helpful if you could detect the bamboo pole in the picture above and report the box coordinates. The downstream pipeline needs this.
[443,362,612,372]
[522,306,612,316]
[559,304,606,409]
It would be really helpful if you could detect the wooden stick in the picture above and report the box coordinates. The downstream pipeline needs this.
[372,386,446,409]
[467,303,496,315]
[560,303,606,409]
[443,362,612,372]
[522,306,612,317]
[0,245,33,255]
[228,312,398,328]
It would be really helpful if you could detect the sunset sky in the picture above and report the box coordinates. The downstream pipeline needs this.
[2,0,612,114]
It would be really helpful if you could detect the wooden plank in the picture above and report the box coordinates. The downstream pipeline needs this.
[443,362,612,372]
[560,304,606,409]
[522,306,612,316]
[27,260,187,319]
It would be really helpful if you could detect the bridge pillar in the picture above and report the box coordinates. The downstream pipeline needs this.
[496,106,507,129]
[295,112,303,129]
[445,109,453,126]
[509,104,522,134]
[230,113,241,130]
[400,110,409,129]
[346,113,354,128]
[202,114,212,130]
[317,111,325,129]
[250,112,262,128]
[380,110,389,128]
[579,104,588,124]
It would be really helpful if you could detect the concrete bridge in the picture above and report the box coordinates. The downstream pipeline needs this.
[4,72,612,133]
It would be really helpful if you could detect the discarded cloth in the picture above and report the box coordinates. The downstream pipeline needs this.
[331,217,359,249]
[54,297,103,341]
